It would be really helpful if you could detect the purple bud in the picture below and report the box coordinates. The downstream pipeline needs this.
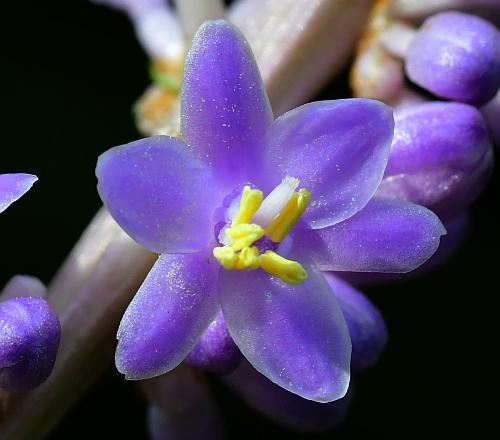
[0,297,61,392]
[406,12,500,105]
[184,311,242,374]
[324,274,388,371]
[377,102,493,220]
[224,360,352,433]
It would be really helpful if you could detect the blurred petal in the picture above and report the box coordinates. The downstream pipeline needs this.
[378,102,493,220]
[0,173,37,214]
[225,361,352,433]
[0,297,60,391]
[219,267,351,402]
[290,198,446,273]
[96,136,221,254]
[263,99,394,228]
[1,275,47,301]
[116,252,219,379]
[324,274,388,371]
[406,12,500,105]
[185,310,242,374]
[181,20,273,191]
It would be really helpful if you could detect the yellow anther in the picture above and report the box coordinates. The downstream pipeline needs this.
[235,246,260,270]
[258,251,308,285]
[264,188,312,242]
[226,223,264,251]
[232,186,263,226]
[213,246,238,270]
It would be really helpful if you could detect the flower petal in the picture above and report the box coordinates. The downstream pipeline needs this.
[324,274,388,371]
[115,252,219,380]
[289,198,446,273]
[337,212,470,285]
[96,136,221,254]
[181,20,273,191]
[219,267,351,403]
[0,173,37,214]
[263,99,394,228]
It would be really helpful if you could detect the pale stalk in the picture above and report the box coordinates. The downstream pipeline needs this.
[0,1,373,438]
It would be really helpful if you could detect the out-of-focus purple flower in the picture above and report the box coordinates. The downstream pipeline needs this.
[376,102,493,220]
[96,20,445,402]
[0,278,61,392]
[0,173,37,214]
[405,12,500,106]
[225,360,353,433]
[184,311,242,374]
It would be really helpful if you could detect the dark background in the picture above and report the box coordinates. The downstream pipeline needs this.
[1,1,498,438]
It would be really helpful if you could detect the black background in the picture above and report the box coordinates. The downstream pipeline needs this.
[1,1,498,438]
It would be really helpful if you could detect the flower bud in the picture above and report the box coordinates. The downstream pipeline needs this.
[405,12,500,105]
[0,296,60,392]
[377,102,493,220]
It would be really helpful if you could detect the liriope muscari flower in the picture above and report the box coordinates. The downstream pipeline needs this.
[405,12,500,106]
[0,276,61,392]
[96,20,445,402]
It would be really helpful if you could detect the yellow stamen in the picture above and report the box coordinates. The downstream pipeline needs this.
[258,251,308,285]
[264,188,312,242]
[213,246,238,270]
[226,223,264,251]
[232,186,263,227]
[235,246,260,270]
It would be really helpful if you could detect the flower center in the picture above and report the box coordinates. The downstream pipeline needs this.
[212,177,311,285]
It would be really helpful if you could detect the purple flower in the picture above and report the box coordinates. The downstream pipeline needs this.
[0,173,37,214]
[376,102,493,220]
[96,20,445,402]
[0,277,61,392]
[405,12,500,106]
